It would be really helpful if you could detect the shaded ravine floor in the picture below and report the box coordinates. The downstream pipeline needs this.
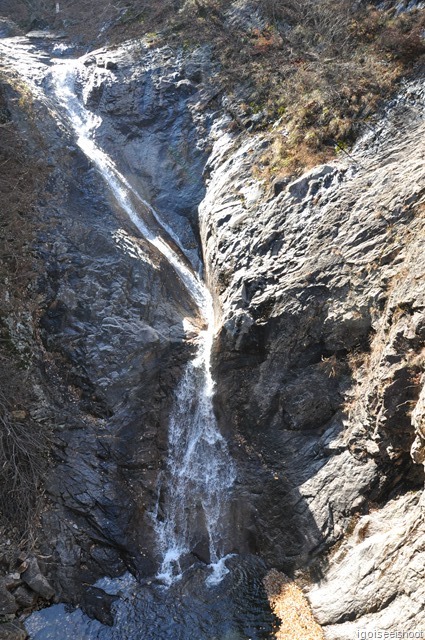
[25,557,279,640]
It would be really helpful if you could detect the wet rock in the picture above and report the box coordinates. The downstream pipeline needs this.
[80,586,118,626]
[105,60,117,71]
[88,545,126,576]
[0,19,20,38]
[73,42,213,272]
[95,57,117,70]
[83,55,96,66]
[26,29,57,40]
[191,540,211,565]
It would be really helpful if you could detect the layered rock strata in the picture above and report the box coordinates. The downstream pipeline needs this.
[0,31,424,636]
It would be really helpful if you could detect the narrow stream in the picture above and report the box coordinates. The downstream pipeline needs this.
[154,304,236,587]
[0,37,277,638]
[50,58,236,585]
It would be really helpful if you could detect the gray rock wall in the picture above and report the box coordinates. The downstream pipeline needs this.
[71,43,219,273]
[199,76,425,629]
[2,32,425,634]
[0,56,201,619]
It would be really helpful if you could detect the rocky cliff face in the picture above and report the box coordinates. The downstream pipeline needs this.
[0,39,204,627]
[202,78,425,632]
[0,20,425,640]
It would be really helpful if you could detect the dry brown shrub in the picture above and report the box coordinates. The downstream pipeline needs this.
[0,355,51,535]
[246,2,424,178]
[378,20,425,62]
[263,569,324,640]
[0,80,51,535]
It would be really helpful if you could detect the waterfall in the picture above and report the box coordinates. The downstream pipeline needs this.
[49,62,206,306]
[48,59,236,584]
[155,292,236,586]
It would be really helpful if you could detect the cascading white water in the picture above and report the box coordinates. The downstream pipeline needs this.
[155,296,236,586]
[49,61,207,306]
[48,59,235,584]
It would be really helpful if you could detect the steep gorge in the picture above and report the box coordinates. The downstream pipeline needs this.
[0,3,425,639]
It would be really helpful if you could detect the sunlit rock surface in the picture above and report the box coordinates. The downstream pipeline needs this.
[201,77,425,630]
[0,23,424,636]
[308,492,425,637]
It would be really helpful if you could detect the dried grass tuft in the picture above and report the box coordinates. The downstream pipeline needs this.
[264,569,324,640]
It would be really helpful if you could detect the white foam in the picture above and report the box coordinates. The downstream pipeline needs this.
[48,56,235,589]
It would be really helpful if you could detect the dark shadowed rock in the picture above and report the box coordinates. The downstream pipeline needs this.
[12,586,38,610]
[272,176,290,197]
[0,586,18,615]
[0,622,27,640]
[80,586,118,626]
[21,558,54,600]
[0,18,20,37]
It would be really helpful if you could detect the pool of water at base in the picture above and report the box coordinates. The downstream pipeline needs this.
[25,556,278,640]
